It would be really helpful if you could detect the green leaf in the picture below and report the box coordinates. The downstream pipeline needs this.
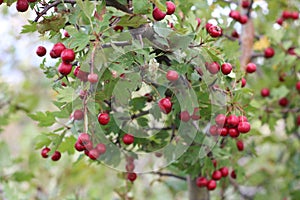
[11,171,34,182]
[76,0,95,20]
[59,136,77,155]
[34,134,52,149]
[69,32,91,51]
[133,0,152,14]
[271,85,289,99]
[129,97,146,111]
[56,87,77,103]
[21,21,37,34]
[28,111,56,127]
[118,15,148,28]
[37,15,66,34]
[169,33,195,50]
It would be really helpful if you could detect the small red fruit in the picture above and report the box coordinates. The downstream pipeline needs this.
[58,62,73,76]
[113,26,124,32]
[229,10,241,21]
[238,116,248,122]
[212,170,222,180]
[241,0,250,8]
[221,63,232,75]
[88,73,98,83]
[166,1,176,15]
[98,113,110,125]
[73,110,84,120]
[61,49,75,63]
[166,70,179,81]
[74,142,85,152]
[208,25,222,38]
[196,177,208,187]
[50,42,66,58]
[231,30,239,38]
[158,98,172,114]
[282,11,292,19]
[209,125,218,136]
[36,46,47,57]
[226,115,239,127]
[219,167,229,177]
[276,18,284,25]
[231,170,237,179]
[78,133,90,146]
[179,111,190,122]
[88,148,101,160]
[206,62,220,74]
[237,121,251,133]
[127,172,137,182]
[51,151,61,161]
[296,81,300,91]
[236,140,244,151]
[261,88,270,97]
[191,107,201,120]
[279,97,289,107]
[41,147,50,158]
[152,7,166,21]
[264,47,275,58]
[239,15,248,24]
[291,11,299,20]
[16,0,29,12]
[241,77,246,87]
[64,31,70,38]
[96,143,106,154]
[206,180,217,190]
[123,134,134,145]
[229,128,240,138]
[246,62,256,73]
[126,163,135,172]
[218,127,228,137]
[297,116,300,126]
[205,23,213,32]
[215,114,226,126]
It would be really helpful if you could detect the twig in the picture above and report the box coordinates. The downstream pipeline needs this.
[151,171,187,181]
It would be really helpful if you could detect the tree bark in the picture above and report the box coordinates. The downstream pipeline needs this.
[187,176,210,200]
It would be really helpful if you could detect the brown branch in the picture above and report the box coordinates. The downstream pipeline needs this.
[151,171,187,181]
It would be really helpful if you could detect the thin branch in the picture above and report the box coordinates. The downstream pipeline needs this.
[151,171,187,181]
[101,41,132,48]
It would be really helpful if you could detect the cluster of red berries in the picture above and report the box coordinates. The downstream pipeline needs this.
[41,147,61,161]
[125,157,137,182]
[152,1,176,21]
[179,108,201,122]
[209,113,251,143]
[205,62,233,75]
[276,10,299,25]
[205,23,222,38]
[196,166,237,191]
[74,133,106,160]
[229,10,248,24]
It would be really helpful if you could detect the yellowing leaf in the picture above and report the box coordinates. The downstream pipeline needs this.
[253,36,270,51]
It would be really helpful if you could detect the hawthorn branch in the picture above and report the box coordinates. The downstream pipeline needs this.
[151,171,187,181]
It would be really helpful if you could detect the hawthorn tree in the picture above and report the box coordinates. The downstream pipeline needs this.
[1,0,300,199]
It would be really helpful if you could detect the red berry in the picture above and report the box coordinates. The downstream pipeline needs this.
[264,47,275,58]
[73,110,84,120]
[126,163,135,172]
[231,170,237,179]
[179,111,190,122]
[237,121,251,133]
[276,18,284,25]
[64,31,70,38]
[208,25,222,38]
[229,10,241,21]
[41,147,50,158]
[236,140,244,151]
[241,77,246,87]
[196,18,201,29]
[228,128,240,138]
[215,114,226,126]
[212,170,222,180]
[296,81,300,91]
[238,116,248,122]
[282,10,292,19]
[221,63,232,75]
[16,0,29,12]
[144,93,153,102]
[291,11,299,20]
[261,88,270,97]
[50,42,66,58]
[95,143,106,154]
[209,125,218,136]
[36,46,47,57]
[246,62,256,73]
[61,49,75,63]
[166,1,176,15]
[88,73,98,83]
[74,142,85,152]
[219,167,229,177]
[83,141,93,151]
[196,177,208,187]
[127,172,137,182]
[231,30,239,38]
[226,115,239,127]
[88,148,101,160]
[158,98,172,114]
[218,127,228,137]
[239,15,248,24]
[212,159,217,168]
[98,113,110,125]
[206,62,220,74]
[152,7,166,21]
[123,134,134,145]
[58,62,73,76]
[206,180,217,190]
[297,116,300,126]
[51,151,61,161]
[191,107,201,120]
[113,25,124,32]
[166,70,179,81]
[205,23,213,32]
[78,133,90,146]
[241,0,250,8]
[279,97,289,107]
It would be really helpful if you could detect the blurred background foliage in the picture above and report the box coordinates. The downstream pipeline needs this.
[0,0,300,199]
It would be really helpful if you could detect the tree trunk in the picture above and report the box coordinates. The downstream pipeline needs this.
[187,176,210,200]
